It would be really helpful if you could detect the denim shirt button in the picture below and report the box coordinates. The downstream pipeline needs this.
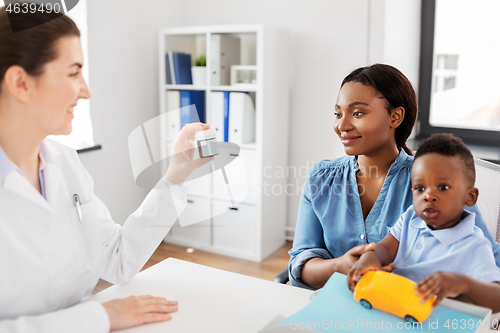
[360,234,365,240]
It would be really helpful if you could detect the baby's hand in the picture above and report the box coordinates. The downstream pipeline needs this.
[347,251,384,292]
[415,272,467,307]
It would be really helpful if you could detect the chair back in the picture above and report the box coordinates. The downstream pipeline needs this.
[474,158,500,243]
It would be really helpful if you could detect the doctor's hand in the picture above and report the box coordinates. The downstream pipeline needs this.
[103,295,178,331]
[164,122,213,186]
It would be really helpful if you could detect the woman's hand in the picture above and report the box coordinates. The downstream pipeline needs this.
[335,243,376,275]
[415,272,468,308]
[102,295,178,331]
[337,242,395,276]
[164,122,213,185]
[346,250,394,292]
[301,243,394,290]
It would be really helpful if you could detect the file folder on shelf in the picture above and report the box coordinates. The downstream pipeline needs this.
[180,91,205,127]
[228,92,255,145]
[223,92,230,142]
[172,53,192,85]
[210,92,226,142]
[210,34,240,86]
[166,51,176,84]
[165,91,181,139]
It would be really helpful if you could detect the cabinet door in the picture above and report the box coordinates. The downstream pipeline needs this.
[168,196,211,246]
[213,148,259,204]
[212,200,256,255]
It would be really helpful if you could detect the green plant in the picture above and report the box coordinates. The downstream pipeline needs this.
[194,55,206,67]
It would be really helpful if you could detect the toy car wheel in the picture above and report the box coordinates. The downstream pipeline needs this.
[360,299,372,309]
[405,315,418,323]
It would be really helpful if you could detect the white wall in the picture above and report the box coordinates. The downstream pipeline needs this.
[80,0,420,235]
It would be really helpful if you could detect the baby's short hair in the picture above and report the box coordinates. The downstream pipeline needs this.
[414,133,475,186]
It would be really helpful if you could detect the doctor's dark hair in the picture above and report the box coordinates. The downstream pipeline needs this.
[0,5,80,95]
[415,133,476,186]
[341,64,418,156]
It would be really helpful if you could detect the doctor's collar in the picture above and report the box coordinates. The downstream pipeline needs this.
[0,140,58,179]
[0,144,14,179]
[39,139,58,164]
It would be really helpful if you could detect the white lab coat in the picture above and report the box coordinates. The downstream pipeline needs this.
[0,139,187,332]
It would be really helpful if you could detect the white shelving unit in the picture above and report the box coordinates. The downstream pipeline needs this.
[158,25,289,262]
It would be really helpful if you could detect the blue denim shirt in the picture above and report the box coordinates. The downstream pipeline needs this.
[288,149,500,289]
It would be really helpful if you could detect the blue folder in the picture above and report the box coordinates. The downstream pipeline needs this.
[271,273,481,333]
[180,91,205,128]
[223,92,230,142]
[173,53,192,84]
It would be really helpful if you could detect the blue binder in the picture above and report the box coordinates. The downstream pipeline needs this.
[223,92,230,142]
[180,91,205,128]
[173,53,193,84]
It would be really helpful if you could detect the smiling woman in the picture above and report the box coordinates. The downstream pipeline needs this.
[23,35,91,136]
[0,0,94,149]
[288,64,419,290]
[48,0,95,150]
[0,5,213,332]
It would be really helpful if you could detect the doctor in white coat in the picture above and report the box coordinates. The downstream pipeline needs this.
[0,7,211,333]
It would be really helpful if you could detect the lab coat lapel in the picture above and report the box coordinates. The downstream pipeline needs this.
[44,162,68,210]
[2,170,56,214]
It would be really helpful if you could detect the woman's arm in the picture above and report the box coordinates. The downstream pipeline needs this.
[288,166,375,289]
[301,243,376,289]
[289,163,400,289]
[288,168,330,289]
[0,301,109,333]
[70,124,206,329]
[0,297,178,333]
[81,123,211,284]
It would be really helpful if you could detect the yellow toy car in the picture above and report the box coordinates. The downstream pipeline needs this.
[353,271,435,322]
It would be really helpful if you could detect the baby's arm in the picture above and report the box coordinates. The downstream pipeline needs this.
[416,272,500,312]
[347,233,399,292]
